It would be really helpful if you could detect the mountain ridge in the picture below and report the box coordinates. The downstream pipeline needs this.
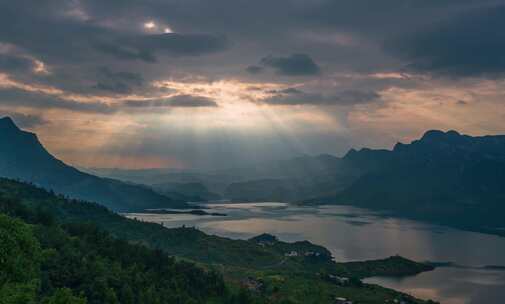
[312,129,505,236]
[0,116,189,212]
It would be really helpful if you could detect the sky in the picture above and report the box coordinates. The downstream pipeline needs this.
[1,0,505,170]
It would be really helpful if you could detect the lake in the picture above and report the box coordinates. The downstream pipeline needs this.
[126,203,505,304]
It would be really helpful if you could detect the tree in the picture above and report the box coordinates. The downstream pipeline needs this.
[0,214,42,304]
[119,284,135,304]
[41,288,87,304]
[0,282,38,304]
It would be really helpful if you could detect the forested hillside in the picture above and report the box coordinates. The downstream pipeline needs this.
[0,178,437,304]
[0,213,240,304]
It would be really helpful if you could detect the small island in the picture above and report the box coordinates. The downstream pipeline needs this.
[143,209,227,216]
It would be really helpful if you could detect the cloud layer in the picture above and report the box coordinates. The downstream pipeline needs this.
[1,0,504,169]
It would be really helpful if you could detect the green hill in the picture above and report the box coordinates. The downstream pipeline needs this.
[0,178,437,304]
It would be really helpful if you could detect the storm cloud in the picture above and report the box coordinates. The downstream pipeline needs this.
[0,54,35,73]
[94,67,144,94]
[94,33,228,63]
[260,54,320,76]
[0,0,504,170]
[385,5,505,78]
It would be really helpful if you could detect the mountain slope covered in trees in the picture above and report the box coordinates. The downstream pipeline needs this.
[0,178,437,304]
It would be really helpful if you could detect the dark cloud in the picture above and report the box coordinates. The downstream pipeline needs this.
[133,33,228,58]
[0,54,34,72]
[0,112,47,128]
[93,43,156,63]
[385,5,505,78]
[0,89,115,114]
[93,67,144,94]
[0,87,218,114]
[93,82,134,94]
[98,67,143,85]
[299,0,478,34]
[0,0,499,85]
[260,54,320,76]
[0,2,228,66]
[246,65,264,74]
[124,95,218,108]
[94,33,228,63]
[262,88,380,106]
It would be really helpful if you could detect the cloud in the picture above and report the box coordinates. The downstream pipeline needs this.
[124,94,218,108]
[94,33,228,63]
[0,88,115,114]
[262,88,380,106]
[93,42,156,63]
[98,67,143,85]
[385,5,505,78]
[0,112,47,128]
[1,0,505,171]
[93,82,133,94]
[246,65,264,74]
[260,54,320,76]
[93,67,144,94]
[0,54,34,72]
[0,3,228,66]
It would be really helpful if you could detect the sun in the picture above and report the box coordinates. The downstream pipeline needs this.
[143,21,156,30]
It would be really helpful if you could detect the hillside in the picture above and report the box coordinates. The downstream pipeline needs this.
[0,117,188,212]
[0,213,235,304]
[0,178,437,304]
[313,130,505,236]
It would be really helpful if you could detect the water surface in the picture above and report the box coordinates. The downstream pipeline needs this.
[126,203,505,304]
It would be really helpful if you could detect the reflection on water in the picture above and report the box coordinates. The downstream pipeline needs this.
[126,203,505,304]
[366,267,505,304]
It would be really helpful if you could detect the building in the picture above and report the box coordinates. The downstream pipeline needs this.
[328,274,350,285]
[335,297,353,304]
[243,277,264,292]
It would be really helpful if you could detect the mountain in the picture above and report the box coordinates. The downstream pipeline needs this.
[0,177,436,304]
[88,154,358,202]
[222,154,359,202]
[152,182,221,201]
[313,130,505,236]
[85,167,238,195]
[213,128,505,236]
[0,117,188,212]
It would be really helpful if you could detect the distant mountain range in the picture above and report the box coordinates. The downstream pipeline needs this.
[170,129,505,236]
[54,115,505,236]
[222,154,358,201]
[312,130,505,236]
[88,154,357,202]
[0,117,189,212]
